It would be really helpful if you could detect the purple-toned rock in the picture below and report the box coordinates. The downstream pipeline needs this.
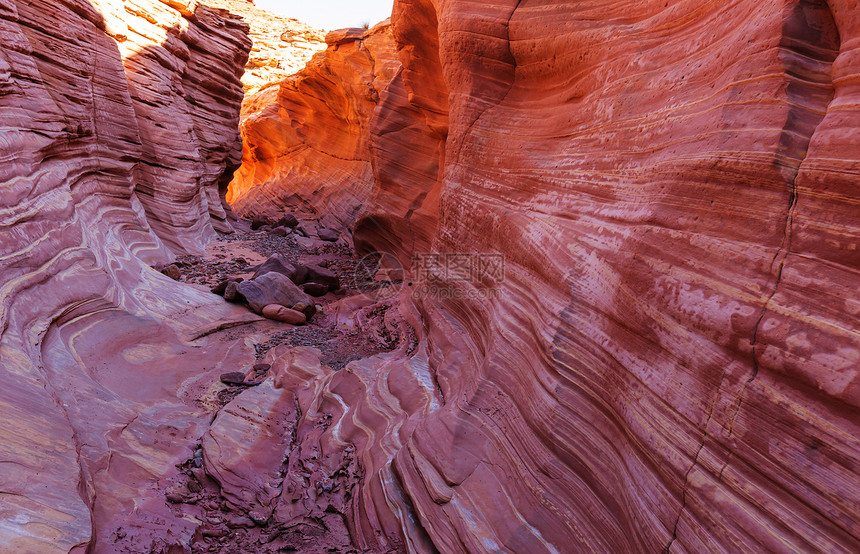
[224,281,244,302]
[301,282,329,297]
[161,264,181,280]
[318,228,339,242]
[237,272,313,314]
[276,213,299,228]
[219,372,246,386]
[302,263,340,290]
[252,254,297,281]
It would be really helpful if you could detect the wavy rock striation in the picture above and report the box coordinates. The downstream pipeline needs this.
[232,0,860,552]
[0,0,255,551]
[227,21,400,235]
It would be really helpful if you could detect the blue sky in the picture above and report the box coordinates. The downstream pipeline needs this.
[254,0,394,30]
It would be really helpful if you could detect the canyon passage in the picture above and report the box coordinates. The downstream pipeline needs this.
[1,0,859,553]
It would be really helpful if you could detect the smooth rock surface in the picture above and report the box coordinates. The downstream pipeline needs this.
[237,272,313,314]
[261,304,307,325]
[229,1,860,552]
[0,1,255,551]
[226,20,400,236]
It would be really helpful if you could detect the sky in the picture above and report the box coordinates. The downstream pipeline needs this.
[254,0,394,31]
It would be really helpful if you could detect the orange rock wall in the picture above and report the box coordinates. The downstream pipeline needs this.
[227,22,400,234]
[233,0,860,551]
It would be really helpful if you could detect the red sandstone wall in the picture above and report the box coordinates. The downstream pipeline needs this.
[235,0,860,551]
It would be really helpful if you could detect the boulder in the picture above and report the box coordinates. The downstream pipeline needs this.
[268,226,288,237]
[250,214,272,230]
[211,277,243,296]
[275,213,299,228]
[237,272,313,314]
[161,264,181,280]
[224,281,244,302]
[302,263,340,290]
[301,282,329,297]
[318,228,339,242]
[261,305,307,325]
[252,254,297,281]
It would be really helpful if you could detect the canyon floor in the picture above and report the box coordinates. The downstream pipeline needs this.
[125,219,408,553]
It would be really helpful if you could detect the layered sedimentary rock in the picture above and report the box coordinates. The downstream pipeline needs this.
[116,0,251,249]
[0,0,255,551]
[201,0,326,96]
[227,21,400,235]
[232,0,860,552]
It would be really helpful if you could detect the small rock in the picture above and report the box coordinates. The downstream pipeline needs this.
[211,280,230,295]
[295,237,316,249]
[262,304,307,325]
[161,264,181,280]
[190,467,209,486]
[253,363,271,373]
[250,214,271,230]
[276,213,299,228]
[318,228,339,242]
[210,278,241,295]
[220,372,246,385]
[269,226,288,237]
[301,282,329,297]
[248,511,269,526]
[291,302,316,320]
[226,515,255,529]
[166,492,185,504]
[202,527,227,538]
[224,281,244,302]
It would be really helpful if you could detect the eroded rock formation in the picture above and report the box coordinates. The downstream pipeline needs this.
[227,21,400,235]
[3,0,860,552]
[201,0,326,96]
[0,0,255,551]
[233,0,860,552]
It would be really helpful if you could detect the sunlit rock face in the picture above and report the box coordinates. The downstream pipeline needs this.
[201,0,326,96]
[115,0,251,251]
[0,0,254,551]
[232,0,860,551]
[227,21,400,234]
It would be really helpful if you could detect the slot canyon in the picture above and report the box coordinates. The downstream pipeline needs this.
[1,0,859,552]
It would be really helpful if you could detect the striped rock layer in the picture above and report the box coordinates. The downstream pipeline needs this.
[233,0,860,552]
[0,0,254,551]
